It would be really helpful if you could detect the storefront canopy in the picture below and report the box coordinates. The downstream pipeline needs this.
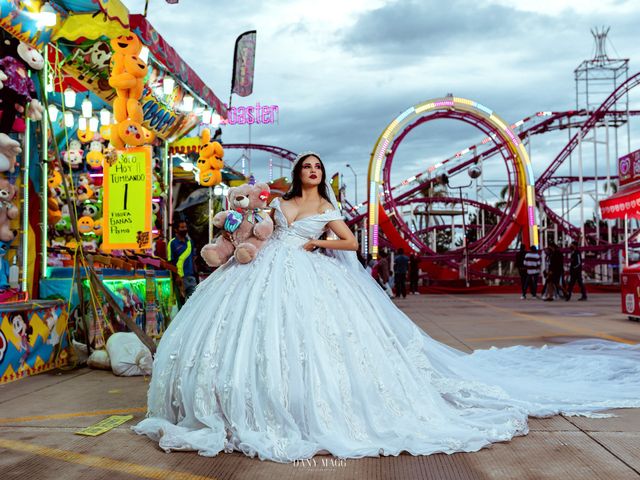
[130,14,227,118]
[600,183,640,219]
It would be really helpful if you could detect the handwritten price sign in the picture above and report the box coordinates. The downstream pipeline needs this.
[102,146,152,251]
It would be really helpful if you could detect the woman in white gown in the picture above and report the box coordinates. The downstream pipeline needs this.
[133,153,640,463]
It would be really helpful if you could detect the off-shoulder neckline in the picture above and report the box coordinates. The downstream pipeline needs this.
[272,197,336,227]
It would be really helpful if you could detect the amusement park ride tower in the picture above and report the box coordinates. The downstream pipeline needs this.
[570,27,629,249]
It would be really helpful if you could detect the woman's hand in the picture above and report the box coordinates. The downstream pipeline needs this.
[303,240,319,252]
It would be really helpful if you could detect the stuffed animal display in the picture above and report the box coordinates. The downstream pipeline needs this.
[196,128,224,187]
[201,182,273,266]
[108,34,154,149]
[0,31,44,134]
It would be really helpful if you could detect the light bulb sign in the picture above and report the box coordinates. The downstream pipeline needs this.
[221,103,279,125]
[102,146,152,251]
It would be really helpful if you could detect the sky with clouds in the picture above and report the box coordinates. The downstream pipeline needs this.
[124,0,640,223]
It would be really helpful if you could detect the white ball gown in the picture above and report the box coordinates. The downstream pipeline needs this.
[133,197,640,463]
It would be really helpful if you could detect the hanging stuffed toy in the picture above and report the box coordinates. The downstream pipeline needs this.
[0,32,44,134]
[0,132,21,172]
[196,128,224,187]
[61,139,84,169]
[0,178,18,242]
[108,34,154,149]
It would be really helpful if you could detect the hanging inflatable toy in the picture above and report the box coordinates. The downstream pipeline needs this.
[108,34,154,149]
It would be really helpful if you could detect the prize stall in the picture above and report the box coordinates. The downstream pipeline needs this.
[0,1,227,382]
[0,0,71,383]
[599,147,640,321]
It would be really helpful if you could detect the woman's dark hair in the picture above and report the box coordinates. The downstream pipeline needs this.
[283,154,332,203]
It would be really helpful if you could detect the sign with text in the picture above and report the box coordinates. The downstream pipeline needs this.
[103,147,152,251]
[619,148,640,187]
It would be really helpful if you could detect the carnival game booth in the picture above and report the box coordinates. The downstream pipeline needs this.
[0,1,75,383]
[599,147,640,320]
[0,1,227,374]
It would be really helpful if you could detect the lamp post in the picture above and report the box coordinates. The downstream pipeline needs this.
[345,164,358,205]
[446,166,482,288]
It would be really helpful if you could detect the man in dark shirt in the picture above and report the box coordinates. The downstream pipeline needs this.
[394,248,409,299]
[548,242,565,299]
[566,241,587,301]
[168,220,198,303]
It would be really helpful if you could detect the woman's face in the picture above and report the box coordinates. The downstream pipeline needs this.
[299,156,323,187]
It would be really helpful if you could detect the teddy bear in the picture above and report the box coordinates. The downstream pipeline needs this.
[0,132,21,172]
[201,181,273,266]
[61,139,83,169]
[108,34,154,149]
[0,178,18,242]
[196,129,224,187]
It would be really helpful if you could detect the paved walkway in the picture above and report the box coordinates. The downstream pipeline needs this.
[1,293,639,479]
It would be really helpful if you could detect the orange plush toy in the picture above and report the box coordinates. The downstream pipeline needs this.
[108,34,153,149]
[197,129,224,187]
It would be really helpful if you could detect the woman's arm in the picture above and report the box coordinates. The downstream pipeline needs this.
[303,219,359,252]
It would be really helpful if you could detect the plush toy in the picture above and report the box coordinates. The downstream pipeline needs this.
[151,201,160,226]
[0,132,21,172]
[108,34,152,149]
[54,216,72,235]
[48,168,62,191]
[0,178,18,242]
[92,218,103,236]
[47,197,62,225]
[61,139,84,169]
[196,129,224,187]
[86,141,104,170]
[76,173,94,202]
[77,128,95,144]
[77,216,94,235]
[0,32,45,133]
[81,201,99,218]
[201,182,273,266]
[82,238,98,251]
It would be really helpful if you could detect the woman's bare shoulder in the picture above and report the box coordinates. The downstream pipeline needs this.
[319,200,334,213]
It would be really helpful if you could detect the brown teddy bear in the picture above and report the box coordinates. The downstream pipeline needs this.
[201,182,273,266]
[0,178,18,242]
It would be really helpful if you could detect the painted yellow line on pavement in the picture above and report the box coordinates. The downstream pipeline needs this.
[0,407,146,424]
[465,333,581,342]
[454,296,637,345]
[0,438,217,480]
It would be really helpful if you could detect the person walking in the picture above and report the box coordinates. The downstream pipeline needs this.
[549,242,565,300]
[515,244,527,300]
[168,220,199,305]
[394,248,409,299]
[375,250,394,298]
[566,241,587,301]
[409,254,421,295]
[523,245,541,299]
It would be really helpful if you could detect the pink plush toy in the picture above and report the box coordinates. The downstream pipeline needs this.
[201,182,274,266]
